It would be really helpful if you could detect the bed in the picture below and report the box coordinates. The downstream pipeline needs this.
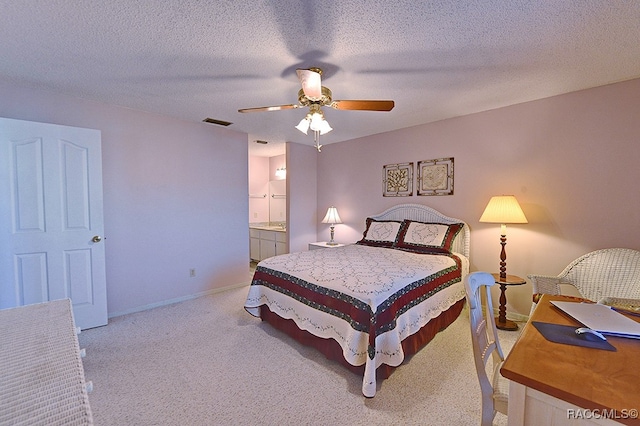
[244,204,470,397]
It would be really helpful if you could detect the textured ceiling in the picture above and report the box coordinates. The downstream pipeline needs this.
[1,1,639,156]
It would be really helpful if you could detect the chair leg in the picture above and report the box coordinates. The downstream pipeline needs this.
[480,393,496,426]
[481,407,496,426]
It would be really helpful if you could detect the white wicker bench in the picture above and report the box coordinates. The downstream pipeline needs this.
[0,299,93,425]
[528,248,640,309]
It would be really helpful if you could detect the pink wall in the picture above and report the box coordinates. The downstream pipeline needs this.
[269,154,286,181]
[317,78,640,316]
[248,155,269,223]
[4,76,639,318]
[0,79,251,316]
[287,142,318,253]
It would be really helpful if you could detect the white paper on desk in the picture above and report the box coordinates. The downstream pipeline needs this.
[550,301,640,339]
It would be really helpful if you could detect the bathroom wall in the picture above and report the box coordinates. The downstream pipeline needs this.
[248,155,269,223]
[248,153,286,224]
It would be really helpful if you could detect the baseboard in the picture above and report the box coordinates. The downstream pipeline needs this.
[108,283,531,323]
[468,302,531,323]
[495,308,530,323]
[108,281,251,319]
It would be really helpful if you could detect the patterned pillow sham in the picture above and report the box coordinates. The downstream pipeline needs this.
[356,218,403,248]
[394,220,464,254]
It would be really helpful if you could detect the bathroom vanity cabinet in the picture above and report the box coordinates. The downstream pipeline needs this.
[250,227,288,262]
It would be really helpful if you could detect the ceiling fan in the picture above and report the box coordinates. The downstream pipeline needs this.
[238,67,394,151]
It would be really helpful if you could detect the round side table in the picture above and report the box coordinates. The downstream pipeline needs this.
[491,273,526,331]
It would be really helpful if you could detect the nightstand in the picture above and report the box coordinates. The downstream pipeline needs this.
[308,242,345,250]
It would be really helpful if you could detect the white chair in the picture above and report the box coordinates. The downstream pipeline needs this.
[465,272,509,426]
[528,248,640,309]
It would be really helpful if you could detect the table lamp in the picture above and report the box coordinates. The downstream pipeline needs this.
[479,195,528,280]
[321,206,342,245]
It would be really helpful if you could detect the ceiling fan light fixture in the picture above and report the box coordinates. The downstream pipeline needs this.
[318,119,332,135]
[309,111,325,132]
[295,116,310,134]
[297,68,323,100]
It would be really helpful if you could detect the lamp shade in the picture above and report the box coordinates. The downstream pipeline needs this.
[295,116,310,134]
[321,206,342,224]
[479,195,528,224]
[318,118,332,135]
[309,112,324,131]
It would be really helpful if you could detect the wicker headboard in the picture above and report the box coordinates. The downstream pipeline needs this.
[369,203,470,258]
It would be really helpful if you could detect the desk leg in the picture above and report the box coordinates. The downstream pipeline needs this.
[507,381,526,425]
[496,283,518,330]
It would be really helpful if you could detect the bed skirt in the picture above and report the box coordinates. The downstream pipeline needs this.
[260,297,465,381]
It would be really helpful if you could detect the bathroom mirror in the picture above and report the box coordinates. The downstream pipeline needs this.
[269,180,286,223]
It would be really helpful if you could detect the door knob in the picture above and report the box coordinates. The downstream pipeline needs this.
[92,235,103,243]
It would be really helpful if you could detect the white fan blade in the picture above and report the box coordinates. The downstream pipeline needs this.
[238,104,300,113]
[296,69,322,100]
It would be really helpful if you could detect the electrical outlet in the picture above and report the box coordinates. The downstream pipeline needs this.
[253,212,258,218]
[189,268,196,277]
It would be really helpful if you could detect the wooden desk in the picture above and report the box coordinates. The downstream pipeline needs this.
[501,294,640,425]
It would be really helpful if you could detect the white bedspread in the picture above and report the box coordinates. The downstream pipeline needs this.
[245,244,468,397]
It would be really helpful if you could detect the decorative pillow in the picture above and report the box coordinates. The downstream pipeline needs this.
[356,218,403,248]
[394,220,464,254]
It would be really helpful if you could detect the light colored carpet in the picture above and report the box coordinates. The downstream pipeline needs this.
[79,286,519,425]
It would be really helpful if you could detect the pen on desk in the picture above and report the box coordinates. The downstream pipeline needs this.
[609,306,640,318]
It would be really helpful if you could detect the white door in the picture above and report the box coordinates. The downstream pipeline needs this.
[0,117,107,329]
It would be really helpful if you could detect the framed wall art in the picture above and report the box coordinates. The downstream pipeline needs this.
[417,157,454,196]
[382,162,413,197]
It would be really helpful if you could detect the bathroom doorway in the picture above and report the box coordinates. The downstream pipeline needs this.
[248,140,286,267]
